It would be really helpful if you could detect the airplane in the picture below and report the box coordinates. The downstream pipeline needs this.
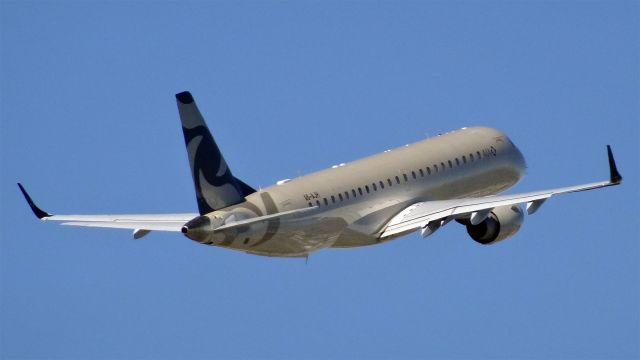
[18,91,623,257]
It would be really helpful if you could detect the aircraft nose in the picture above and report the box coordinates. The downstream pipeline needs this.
[510,141,527,176]
[182,215,212,242]
[515,144,527,168]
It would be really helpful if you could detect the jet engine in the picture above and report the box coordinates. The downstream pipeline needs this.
[464,205,524,245]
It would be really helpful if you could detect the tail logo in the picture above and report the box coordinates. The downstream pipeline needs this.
[177,91,248,214]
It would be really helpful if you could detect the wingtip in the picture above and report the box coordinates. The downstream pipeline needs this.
[606,145,622,184]
[175,91,194,104]
[17,183,51,219]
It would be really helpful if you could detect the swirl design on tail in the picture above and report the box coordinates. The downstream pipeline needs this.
[176,91,255,214]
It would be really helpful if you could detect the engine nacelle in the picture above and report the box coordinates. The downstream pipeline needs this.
[465,205,524,245]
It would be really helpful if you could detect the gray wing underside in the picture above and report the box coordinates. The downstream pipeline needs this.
[18,183,196,234]
[381,179,617,238]
[45,214,197,232]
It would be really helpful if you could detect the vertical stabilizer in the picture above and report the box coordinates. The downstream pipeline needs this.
[176,91,252,214]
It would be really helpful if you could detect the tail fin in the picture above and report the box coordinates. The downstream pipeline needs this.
[176,91,255,214]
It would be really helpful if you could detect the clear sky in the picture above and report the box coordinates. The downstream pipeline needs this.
[1,1,638,359]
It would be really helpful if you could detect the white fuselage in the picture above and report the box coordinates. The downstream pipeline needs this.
[188,127,527,256]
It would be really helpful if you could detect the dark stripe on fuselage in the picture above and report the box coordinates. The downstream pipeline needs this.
[234,201,263,217]
[250,192,280,248]
[216,198,266,247]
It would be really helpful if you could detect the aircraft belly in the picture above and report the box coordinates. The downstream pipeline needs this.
[207,217,348,257]
[331,228,381,248]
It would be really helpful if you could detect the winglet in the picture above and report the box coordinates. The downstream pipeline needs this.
[17,183,51,219]
[606,145,622,184]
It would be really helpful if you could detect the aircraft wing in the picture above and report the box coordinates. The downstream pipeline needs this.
[381,146,622,238]
[18,184,196,237]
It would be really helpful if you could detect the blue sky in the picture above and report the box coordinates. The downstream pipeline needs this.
[1,1,638,359]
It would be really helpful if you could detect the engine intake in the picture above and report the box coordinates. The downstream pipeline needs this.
[465,205,524,245]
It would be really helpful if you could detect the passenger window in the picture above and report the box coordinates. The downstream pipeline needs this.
[470,153,474,161]
[462,155,467,163]
[344,191,349,200]
[379,181,384,189]
[427,167,431,175]
[316,200,321,207]
[372,183,377,191]
[352,189,357,197]
[412,171,417,179]
[338,193,343,201]
[441,162,446,170]
[395,176,400,184]
[434,164,438,172]
[365,185,370,193]
[419,169,424,177]
[455,158,460,166]
[403,174,408,182]
[324,198,328,206]
[448,160,453,168]
[331,195,336,203]
[358,187,363,196]
[308,202,313,207]
[477,151,481,159]
[387,178,392,186]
